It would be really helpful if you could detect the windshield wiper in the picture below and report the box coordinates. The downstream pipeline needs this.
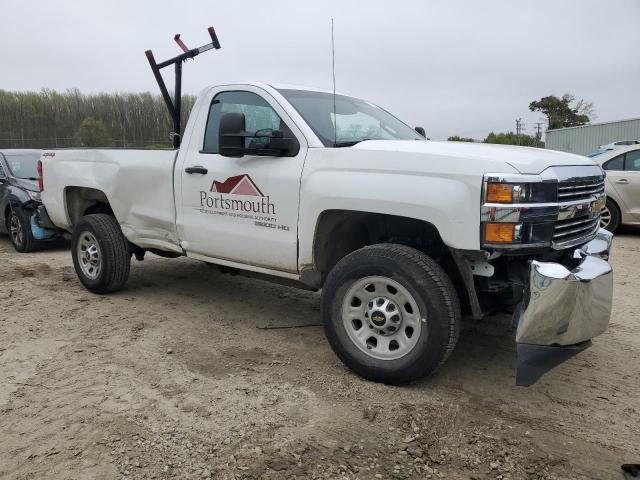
[333,139,371,148]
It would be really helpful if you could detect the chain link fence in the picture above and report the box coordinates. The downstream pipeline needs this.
[0,138,173,149]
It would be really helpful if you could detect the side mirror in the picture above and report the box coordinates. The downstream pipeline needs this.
[218,112,298,157]
[219,112,246,158]
[415,126,426,138]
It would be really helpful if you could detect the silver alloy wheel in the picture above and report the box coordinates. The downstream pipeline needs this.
[342,276,423,360]
[9,211,23,246]
[77,231,102,280]
[600,206,611,229]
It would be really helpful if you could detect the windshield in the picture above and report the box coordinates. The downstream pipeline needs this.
[278,89,423,147]
[4,153,40,179]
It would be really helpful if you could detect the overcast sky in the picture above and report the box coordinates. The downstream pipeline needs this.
[2,0,639,140]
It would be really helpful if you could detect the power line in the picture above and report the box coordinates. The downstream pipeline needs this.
[533,122,543,147]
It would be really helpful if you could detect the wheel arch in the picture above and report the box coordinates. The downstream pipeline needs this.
[3,194,32,231]
[306,209,475,317]
[606,195,622,216]
[311,210,457,277]
[603,195,624,231]
[64,186,114,227]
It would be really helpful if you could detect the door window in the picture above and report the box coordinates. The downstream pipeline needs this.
[603,154,624,171]
[624,150,640,171]
[203,91,285,154]
[0,161,6,180]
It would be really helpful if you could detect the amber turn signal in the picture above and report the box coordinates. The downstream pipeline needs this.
[486,183,513,203]
[484,223,516,243]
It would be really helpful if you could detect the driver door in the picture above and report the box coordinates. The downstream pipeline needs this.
[176,86,307,273]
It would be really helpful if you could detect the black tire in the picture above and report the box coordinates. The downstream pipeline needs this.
[601,199,620,233]
[321,244,461,385]
[72,214,131,294]
[8,206,39,253]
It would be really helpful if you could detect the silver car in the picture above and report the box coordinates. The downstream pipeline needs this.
[592,145,640,231]
[598,139,639,151]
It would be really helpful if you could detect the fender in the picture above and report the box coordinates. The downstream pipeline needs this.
[7,185,34,206]
[297,147,517,268]
[0,189,38,234]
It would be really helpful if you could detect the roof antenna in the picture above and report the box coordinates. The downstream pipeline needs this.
[331,18,337,147]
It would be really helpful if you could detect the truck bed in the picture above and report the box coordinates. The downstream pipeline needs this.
[41,148,182,253]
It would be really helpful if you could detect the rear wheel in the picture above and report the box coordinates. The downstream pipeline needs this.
[600,199,620,232]
[322,244,461,385]
[72,214,131,293]
[9,206,38,253]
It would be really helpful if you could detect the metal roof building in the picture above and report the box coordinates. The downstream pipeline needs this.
[545,117,640,156]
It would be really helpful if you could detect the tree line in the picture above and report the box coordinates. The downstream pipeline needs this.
[1,89,593,149]
[449,132,542,147]
[0,89,196,149]
[448,93,594,146]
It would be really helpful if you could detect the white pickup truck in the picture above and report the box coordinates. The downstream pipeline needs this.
[38,82,614,385]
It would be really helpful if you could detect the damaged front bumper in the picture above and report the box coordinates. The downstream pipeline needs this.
[514,228,614,386]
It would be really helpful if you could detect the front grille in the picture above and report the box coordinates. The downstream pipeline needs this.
[553,215,599,245]
[557,178,605,202]
[481,167,606,250]
[552,175,604,248]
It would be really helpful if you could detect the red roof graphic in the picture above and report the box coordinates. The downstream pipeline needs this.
[210,174,264,196]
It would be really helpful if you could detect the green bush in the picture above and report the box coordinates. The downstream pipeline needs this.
[74,117,112,147]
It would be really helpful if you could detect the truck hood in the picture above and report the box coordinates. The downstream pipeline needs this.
[353,140,594,175]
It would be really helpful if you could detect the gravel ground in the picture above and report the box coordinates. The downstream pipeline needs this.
[0,230,639,480]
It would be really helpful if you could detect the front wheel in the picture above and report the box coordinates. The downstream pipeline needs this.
[9,206,39,253]
[321,244,461,385]
[600,199,620,232]
[72,214,131,294]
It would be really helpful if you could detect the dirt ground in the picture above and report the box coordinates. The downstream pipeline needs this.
[1,230,639,480]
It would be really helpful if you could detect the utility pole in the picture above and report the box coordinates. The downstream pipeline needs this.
[534,122,543,148]
[515,118,523,145]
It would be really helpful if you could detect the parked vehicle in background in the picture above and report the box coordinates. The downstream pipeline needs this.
[587,140,640,158]
[592,145,640,231]
[0,149,59,252]
[598,140,640,151]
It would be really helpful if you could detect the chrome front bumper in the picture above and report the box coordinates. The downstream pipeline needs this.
[514,228,613,385]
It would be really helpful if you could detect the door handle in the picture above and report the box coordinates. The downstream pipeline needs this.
[185,166,208,175]
[615,179,629,184]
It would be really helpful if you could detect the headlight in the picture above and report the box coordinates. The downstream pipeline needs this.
[26,190,41,201]
[481,174,557,249]
[483,222,523,243]
[484,181,557,204]
[486,183,519,203]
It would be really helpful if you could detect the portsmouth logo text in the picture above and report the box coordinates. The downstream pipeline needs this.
[199,174,276,215]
